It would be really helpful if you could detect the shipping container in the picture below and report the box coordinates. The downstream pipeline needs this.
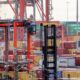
[36,70,44,80]
[64,42,76,49]
[62,71,80,79]
[63,49,71,54]
[57,71,62,78]
[75,57,80,66]
[57,57,75,67]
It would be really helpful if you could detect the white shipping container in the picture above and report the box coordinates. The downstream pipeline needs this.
[57,57,75,67]
[67,58,75,67]
[0,42,4,61]
[58,58,68,67]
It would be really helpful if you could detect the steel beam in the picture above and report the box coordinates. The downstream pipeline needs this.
[15,0,19,19]
[41,0,44,20]
[7,0,18,19]
[0,1,15,4]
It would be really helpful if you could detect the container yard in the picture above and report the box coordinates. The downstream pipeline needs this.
[0,0,80,80]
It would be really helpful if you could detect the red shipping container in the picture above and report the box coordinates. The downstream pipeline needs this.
[57,48,71,55]
[8,54,14,61]
[64,42,76,49]
[32,41,41,47]
[56,26,62,38]
[63,49,71,54]
[57,48,64,55]
[9,50,13,54]
[75,57,80,66]
[36,70,44,80]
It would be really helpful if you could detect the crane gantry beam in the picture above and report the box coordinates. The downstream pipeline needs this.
[0,0,52,22]
[0,0,15,4]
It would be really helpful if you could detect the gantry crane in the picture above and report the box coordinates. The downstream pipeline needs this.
[0,0,53,22]
[0,20,35,80]
[42,24,57,80]
[0,0,56,80]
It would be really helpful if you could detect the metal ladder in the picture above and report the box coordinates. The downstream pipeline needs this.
[43,24,57,80]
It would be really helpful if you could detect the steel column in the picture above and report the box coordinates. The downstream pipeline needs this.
[19,0,26,19]
[4,26,9,80]
[33,0,36,21]
[13,22,18,80]
[41,0,44,20]
[13,22,17,48]
[27,32,31,70]
[46,0,49,22]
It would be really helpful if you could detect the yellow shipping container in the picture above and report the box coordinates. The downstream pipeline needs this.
[62,71,68,78]
[48,40,52,46]
[48,39,62,47]
[27,71,37,80]
[18,72,27,80]
[77,72,80,78]
[9,41,24,49]
[0,71,15,79]
[73,36,79,41]
[0,71,37,80]
[57,39,62,47]
[9,41,13,48]
[8,71,15,78]
[17,41,23,48]
[62,71,80,79]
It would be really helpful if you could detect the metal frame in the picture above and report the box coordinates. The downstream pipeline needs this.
[0,0,52,22]
[0,20,32,80]
[42,24,57,80]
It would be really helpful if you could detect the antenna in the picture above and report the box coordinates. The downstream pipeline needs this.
[66,1,69,21]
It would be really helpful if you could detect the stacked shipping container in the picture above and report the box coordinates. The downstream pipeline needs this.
[0,21,80,79]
